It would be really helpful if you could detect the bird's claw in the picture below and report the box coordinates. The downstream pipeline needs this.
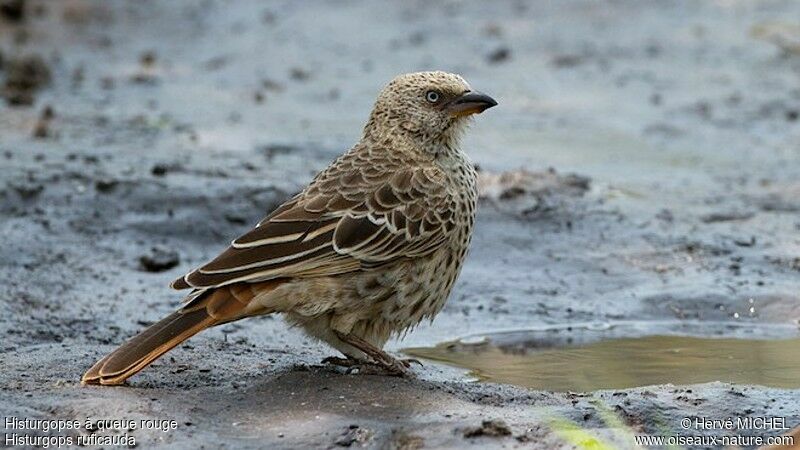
[375,359,415,378]
[399,358,423,368]
[373,355,418,377]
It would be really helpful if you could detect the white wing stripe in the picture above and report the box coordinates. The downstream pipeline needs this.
[199,243,331,274]
[232,232,305,248]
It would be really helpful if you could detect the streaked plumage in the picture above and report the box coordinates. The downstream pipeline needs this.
[83,71,497,385]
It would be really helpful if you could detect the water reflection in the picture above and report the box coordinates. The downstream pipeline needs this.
[405,335,800,391]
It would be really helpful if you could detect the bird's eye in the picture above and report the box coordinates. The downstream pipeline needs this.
[425,90,440,103]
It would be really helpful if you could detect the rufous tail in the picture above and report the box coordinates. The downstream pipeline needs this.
[82,282,277,386]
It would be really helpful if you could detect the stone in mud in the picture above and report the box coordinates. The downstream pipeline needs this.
[552,54,586,68]
[479,168,590,200]
[334,424,373,447]
[261,78,284,92]
[289,67,310,81]
[94,178,119,193]
[478,168,590,216]
[139,246,180,272]
[0,0,25,22]
[487,46,511,64]
[2,54,51,106]
[9,180,43,199]
[32,105,54,138]
[463,419,512,438]
[140,50,157,67]
[151,164,169,176]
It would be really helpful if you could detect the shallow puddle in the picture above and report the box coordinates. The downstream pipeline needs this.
[404,323,800,392]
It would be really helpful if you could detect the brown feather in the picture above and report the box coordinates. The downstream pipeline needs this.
[184,247,335,288]
[169,87,462,294]
[171,276,191,290]
[200,227,335,273]
[234,220,313,245]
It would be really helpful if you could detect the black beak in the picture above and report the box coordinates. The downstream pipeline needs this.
[446,91,498,117]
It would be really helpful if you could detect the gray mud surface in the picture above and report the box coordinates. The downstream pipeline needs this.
[2,1,800,448]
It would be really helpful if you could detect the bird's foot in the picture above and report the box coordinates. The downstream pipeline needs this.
[368,354,421,377]
[332,331,420,378]
[323,355,416,377]
[351,359,412,377]
[322,356,360,368]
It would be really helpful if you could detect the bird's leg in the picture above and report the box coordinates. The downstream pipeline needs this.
[333,331,414,377]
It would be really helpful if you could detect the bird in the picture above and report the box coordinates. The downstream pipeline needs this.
[82,71,497,385]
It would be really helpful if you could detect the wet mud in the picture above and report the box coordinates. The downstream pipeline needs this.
[2,1,800,448]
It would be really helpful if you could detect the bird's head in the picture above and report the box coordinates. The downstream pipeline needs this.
[364,71,497,152]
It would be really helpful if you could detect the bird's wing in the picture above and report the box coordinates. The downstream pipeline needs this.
[172,150,456,290]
